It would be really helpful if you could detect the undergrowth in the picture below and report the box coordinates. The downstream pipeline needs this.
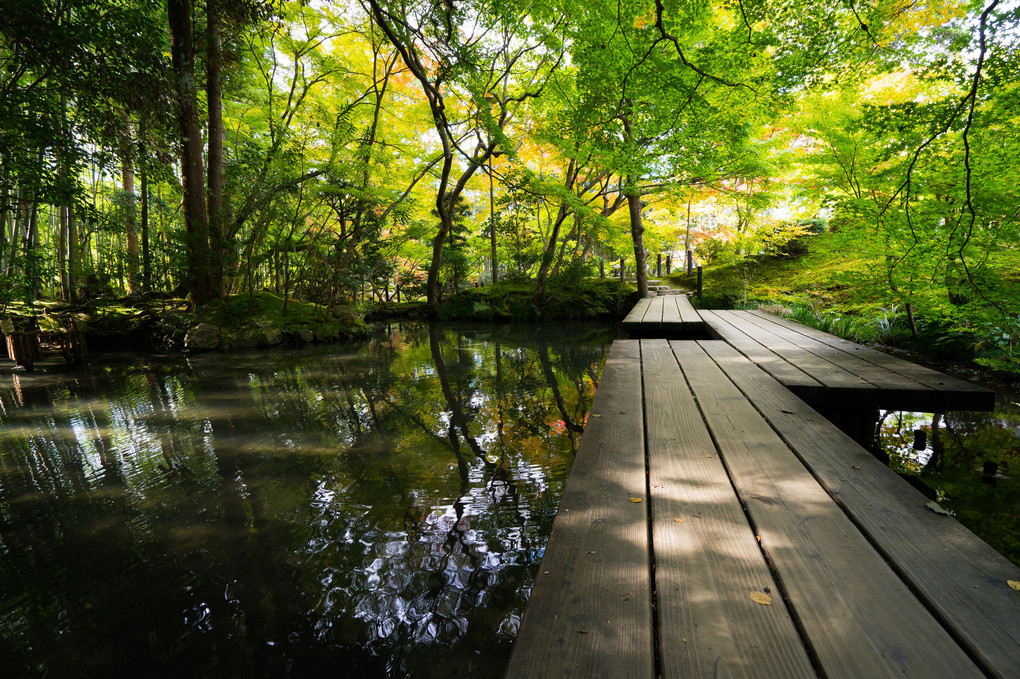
[438,277,636,321]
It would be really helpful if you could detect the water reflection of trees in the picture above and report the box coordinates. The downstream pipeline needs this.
[878,408,1020,567]
[0,323,610,677]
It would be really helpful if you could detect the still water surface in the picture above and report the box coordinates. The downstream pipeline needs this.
[0,322,616,678]
[877,399,1020,567]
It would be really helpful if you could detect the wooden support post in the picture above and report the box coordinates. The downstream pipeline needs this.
[913,429,927,451]
[619,258,625,282]
[600,260,605,278]
[4,330,42,371]
[656,253,662,277]
[696,265,703,298]
[687,249,693,275]
[665,255,671,274]
[396,285,401,303]
[982,461,998,486]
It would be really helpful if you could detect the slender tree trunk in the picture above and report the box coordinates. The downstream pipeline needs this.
[140,161,150,292]
[11,185,27,277]
[26,193,39,300]
[67,205,77,301]
[627,179,649,298]
[534,160,577,300]
[168,0,210,303]
[1,170,10,278]
[489,156,497,285]
[58,201,68,297]
[207,0,225,299]
[122,126,139,293]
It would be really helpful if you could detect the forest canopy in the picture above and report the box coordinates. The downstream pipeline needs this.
[1,0,1018,364]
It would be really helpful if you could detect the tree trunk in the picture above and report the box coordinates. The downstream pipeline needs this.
[140,160,150,292]
[122,125,139,293]
[489,156,497,285]
[206,0,225,300]
[0,161,8,277]
[67,205,77,301]
[426,207,451,309]
[168,0,210,303]
[627,179,649,298]
[26,193,39,300]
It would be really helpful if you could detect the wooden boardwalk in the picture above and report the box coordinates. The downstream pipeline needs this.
[506,339,1019,678]
[622,295,704,338]
[622,300,995,413]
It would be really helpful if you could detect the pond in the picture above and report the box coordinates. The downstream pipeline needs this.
[877,395,1020,568]
[0,322,617,678]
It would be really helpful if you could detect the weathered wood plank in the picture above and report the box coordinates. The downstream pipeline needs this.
[700,310,826,400]
[712,310,879,407]
[701,339,1020,679]
[674,294,701,325]
[505,340,653,679]
[660,296,681,327]
[671,340,984,678]
[746,309,995,411]
[641,339,815,679]
[622,297,652,326]
[733,310,943,411]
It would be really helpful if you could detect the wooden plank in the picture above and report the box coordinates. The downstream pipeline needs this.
[674,294,701,325]
[700,310,826,401]
[670,340,984,678]
[701,339,1020,679]
[622,298,652,326]
[732,311,942,411]
[645,295,664,326]
[641,339,815,679]
[746,310,995,411]
[712,310,879,407]
[660,296,682,327]
[505,340,654,679]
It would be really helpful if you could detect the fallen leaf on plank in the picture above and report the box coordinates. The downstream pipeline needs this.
[925,500,950,516]
[630,497,642,503]
[1008,580,1020,591]
[749,591,773,605]
[673,518,684,524]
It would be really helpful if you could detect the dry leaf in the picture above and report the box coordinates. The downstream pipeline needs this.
[630,497,642,503]
[749,591,773,605]
[851,465,862,471]
[925,500,950,516]
[586,550,596,554]
[1008,580,1020,591]
[673,518,684,524]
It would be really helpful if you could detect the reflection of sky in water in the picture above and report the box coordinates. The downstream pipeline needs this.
[0,323,611,677]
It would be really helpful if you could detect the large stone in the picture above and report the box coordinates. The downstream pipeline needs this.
[226,319,283,348]
[184,323,221,351]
